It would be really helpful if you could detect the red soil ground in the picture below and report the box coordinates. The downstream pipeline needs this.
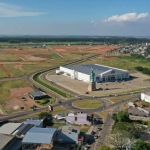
[53,45,118,54]
[5,87,44,111]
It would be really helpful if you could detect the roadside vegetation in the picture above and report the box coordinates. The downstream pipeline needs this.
[33,72,73,98]
[73,99,102,109]
[108,110,149,150]
[109,95,135,103]
[35,98,55,105]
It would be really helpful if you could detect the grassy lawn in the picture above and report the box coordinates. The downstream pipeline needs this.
[79,125,90,133]
[33,72,73,98]
[97,111,108,123]
[109,95,135,103]
[0,79,32,106]
[0,54,21,61]
[0,67,7,78]
[52,106,70,115]
[73,100,102,109]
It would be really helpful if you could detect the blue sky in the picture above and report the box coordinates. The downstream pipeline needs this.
[0,0,150,36]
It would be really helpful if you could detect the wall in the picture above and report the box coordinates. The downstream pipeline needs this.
[141,93,150,103]
[57,131,78,144]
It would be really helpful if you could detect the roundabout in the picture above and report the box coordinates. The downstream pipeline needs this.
[72,99,103,109]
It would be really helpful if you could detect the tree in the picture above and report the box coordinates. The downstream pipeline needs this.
[117,110,130,122]
[132,140,150,150]
[39,112,52,119]
[108,133,133,150]
[100,145,116,150]
[112,113,118,122]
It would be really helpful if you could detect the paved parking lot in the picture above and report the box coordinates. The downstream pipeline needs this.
[46,72,150,96]
[128,107,148,116]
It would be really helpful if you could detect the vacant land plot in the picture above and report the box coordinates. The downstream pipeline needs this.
[0,53,20,61]
[5,87,44,114]
[0,67,7,78]
[52,106,70,115]
[0,80,32,108]
[52,45,118,55]
[109,95,135,103]
[92,55,150,71]
[73,100,102,109]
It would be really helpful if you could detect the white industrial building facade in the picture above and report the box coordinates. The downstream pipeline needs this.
[56,64,129,83]
[141,91,150,103]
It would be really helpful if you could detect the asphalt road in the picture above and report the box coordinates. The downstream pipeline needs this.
[0,94,139,122]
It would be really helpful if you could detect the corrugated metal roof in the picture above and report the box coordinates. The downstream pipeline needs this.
[29,91,46,97]
[22,127,56,144]
[0,123,22,135]
[16,124,34,136]
[0,134,14,149]
[26,119,43,126]
[62,64,128,75]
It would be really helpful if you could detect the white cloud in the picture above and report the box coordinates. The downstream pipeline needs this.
[0,2,46,17]
[104,12,149,22]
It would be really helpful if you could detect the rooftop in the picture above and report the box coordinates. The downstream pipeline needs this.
[22,127,56,144]
[29,91,46,97]
[0,123,22,135]
[0,134,14,149]
[62,64,128,75]
[59,125,80,134]
[26,119,43,126]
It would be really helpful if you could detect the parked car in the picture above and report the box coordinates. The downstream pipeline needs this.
[97,126,101,131]
[94,134,98,139]
[22,97,26,101]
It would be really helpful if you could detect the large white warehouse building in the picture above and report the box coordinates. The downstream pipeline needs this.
[56,64,129,83]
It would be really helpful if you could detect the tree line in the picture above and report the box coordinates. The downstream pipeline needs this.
[135,66,150,75]
[0,36,150,44]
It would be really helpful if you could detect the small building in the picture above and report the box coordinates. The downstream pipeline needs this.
[141,91,150,103]
[0,134,16,150]
[0,123,22,135]
[26,119,43,127]
[56,126,81,144]
[53,113,66,120]
[57,64,129,83]
[29,91,47,100]
[128,102,135,108]
[66,113,91,125]
[22,127,56,150]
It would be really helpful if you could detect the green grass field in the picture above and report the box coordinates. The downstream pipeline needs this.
[0,54,21,61]
[52,106,70,115]
[73,99,102,109]
[33,72,73,98]
[109,95,135,103]
[0,68,7,78]
[0,41,95,46]
[91,55,150,71]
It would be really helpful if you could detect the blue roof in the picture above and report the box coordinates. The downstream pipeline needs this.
[63,64,127,75]
[26,119,43,126]
[22,127,56,144]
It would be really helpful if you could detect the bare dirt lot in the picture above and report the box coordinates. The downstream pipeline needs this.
[46,72,150,96]
[5,87,43,112]
[52,45,118,54]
